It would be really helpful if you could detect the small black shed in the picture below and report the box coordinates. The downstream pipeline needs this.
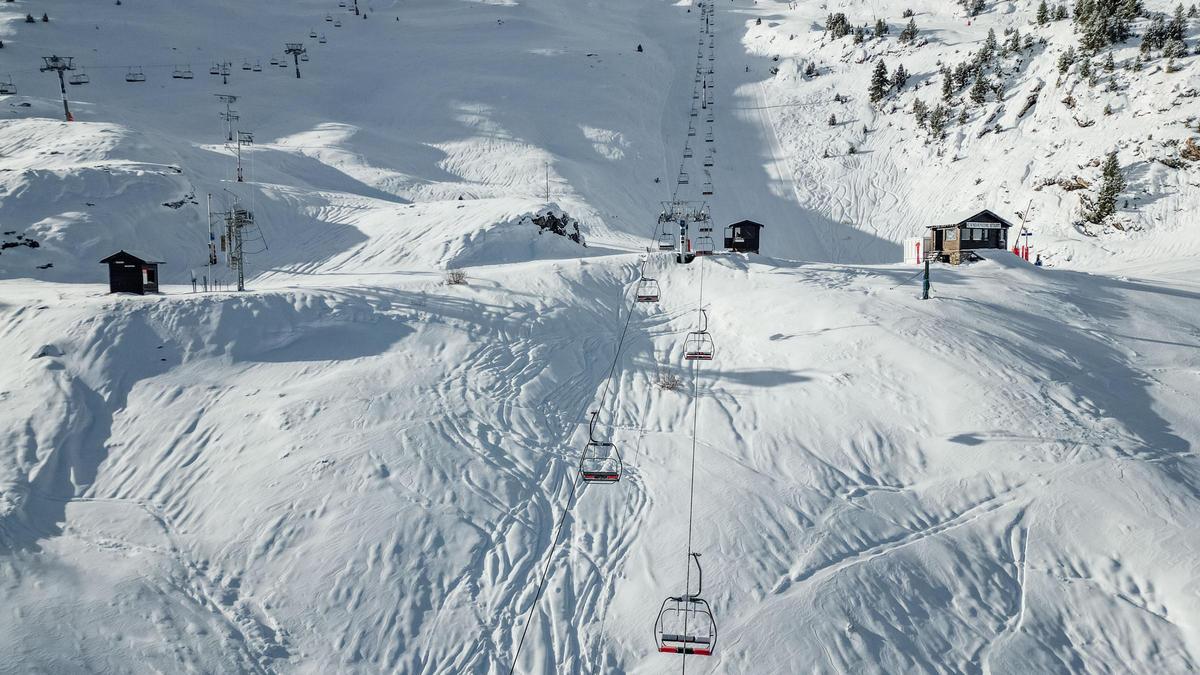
[100,250,163,294]
[724,220,764,254]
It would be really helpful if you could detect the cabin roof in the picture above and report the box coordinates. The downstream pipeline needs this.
[99,249,165,265]
[926,209,1014,230]
[728,219,765,229]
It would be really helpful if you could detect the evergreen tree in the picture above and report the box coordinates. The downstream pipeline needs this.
[1167,4,1187,40]
[1058,46,1077,73]
[1163,38,1187,58]
[1055,4,1070,19]
[829,113,838,126]
[929,104,950,138]
[869,60,890,102]
[1079,58,1092,78]
[892,63,910,89]
[913,98,929,127]
[1144,13,1167,51]
[1089,150,1125,222]
[804,61,819,77]
[982,28,999,60]
[1038,0,1051,24]
[1010,28,1022,51]
[899,17,919,42]
[826,13,852,38]
[875,18,888,37]
[853,25,866,44]
[941,67,954,100]
[970,76,989,103]
[1103,51,1115,70]
[958,107,969,123]
[1190,3,1198,18]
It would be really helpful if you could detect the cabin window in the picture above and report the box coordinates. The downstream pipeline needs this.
[946,228,957,241]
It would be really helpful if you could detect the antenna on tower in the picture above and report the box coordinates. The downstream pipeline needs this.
[40,55,76,122]
[215,94,238,142]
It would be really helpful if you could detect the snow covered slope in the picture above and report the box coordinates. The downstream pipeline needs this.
[2,0,1200,673]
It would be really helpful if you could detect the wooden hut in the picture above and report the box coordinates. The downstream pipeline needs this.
[100,250,163,294]
[724,220,763,254]
[923,209,1013,265]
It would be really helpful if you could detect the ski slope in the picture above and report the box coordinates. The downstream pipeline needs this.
[2,0,1200,673]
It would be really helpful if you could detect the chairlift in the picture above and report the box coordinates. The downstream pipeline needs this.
[705,127,714,143]
[655,553,717,656]
[636,277,660,302]
[706,112,714,123]
[678,170,689,185]
[687,123,696,137]
[319,34,328,44]
[334,19,343,27]
[209,63,221,75]
[701,179,713,198]
[690,108,698,117]
[0,76,16,95]
[703,153,713,167]
[68,70,90,85]
[242,60,252,70]
[683,142,693,158]
[310,29,319,38]
[300,53,309,62]
[338,0,347,6]
[278,58,289,68]
[253,61,263,72]
[325,13,334,21]
[684,310,714,360]
[692,89,699,100]
[580,412,622,484]
[124,67,145,83]
[657,220,676,251]
[173,65,193,79]
[269,56,280,66]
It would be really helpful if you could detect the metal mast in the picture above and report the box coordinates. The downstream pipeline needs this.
[40,55,75,122]
[215,94,238,142]
[285,43,307,79]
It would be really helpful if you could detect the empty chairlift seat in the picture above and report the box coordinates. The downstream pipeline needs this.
[579,412,622,484]
[68,71,89,85]
[695,226,715,253]
[125,67,145,83]
[655,553,718,657]
[684,309,714,360]
[0,77,16,95]
[636,277,660,302]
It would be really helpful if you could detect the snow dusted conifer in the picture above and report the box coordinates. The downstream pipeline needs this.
[900,18,919,42]
[892,63,909,90]
[869,60,890,102]
[970,76,989,103]
[1038,0,1052,24]
[1088,150,1125,222]
[875,18,888,37]
[1055,4,1070,19]
[1058,46,1077,73]
[913,98,929,127]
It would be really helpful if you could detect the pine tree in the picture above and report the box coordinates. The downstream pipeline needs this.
[869,60,890,102]
[1103,51,1115,70]
[1058,46,1077,73]
[982,28,999,60]
[941,68,954,100]
[1009,28,1022,51]
[900,18,919,42]
[829,113,838,126]
[805,61,819,77]
[970,76,989,103]
[892,63,910,90]
[1190,3,1198,18]
[1038,0,1051,24]
[913,98,929,127]
[929,103,950,138]
[1089,150,1125,222]
[875,18,888,37]
[1079,58,1092,78]
[1055,4,1070,19]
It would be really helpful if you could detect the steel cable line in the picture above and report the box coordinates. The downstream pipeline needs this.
[680,256,706,675]
[507,220,664,674]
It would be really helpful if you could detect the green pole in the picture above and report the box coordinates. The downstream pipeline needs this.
[922,259,930,300]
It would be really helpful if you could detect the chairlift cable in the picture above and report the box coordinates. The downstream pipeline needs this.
[508,219,662,673]
[681,256,706,675]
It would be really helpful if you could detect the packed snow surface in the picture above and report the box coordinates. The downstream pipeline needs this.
[1,0,1199,673]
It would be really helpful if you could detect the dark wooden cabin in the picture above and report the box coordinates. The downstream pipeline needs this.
[100,250,163,294]
[724,220,763,254]
[923,209,1013,264]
